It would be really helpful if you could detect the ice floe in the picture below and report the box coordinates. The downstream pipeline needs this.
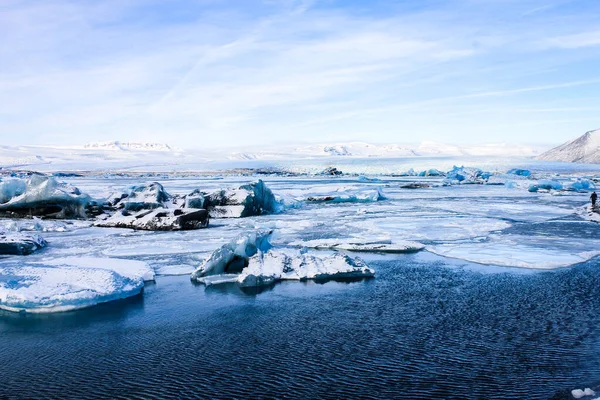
[571,388,596,399]
[191,230,374,287]
[0,233,47,255]
[197,180,280,218]
[96,208,209,231]
[288,238,424,253]
[0,256,154,313]
[303,187,386,203]
[237,250,374,288]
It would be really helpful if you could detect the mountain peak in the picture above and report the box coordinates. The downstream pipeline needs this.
[537,129,600,164]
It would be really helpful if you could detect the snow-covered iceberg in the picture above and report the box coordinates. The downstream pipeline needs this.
[194,180,279,218]
[95,208,209,231]
[238,251,374,288]
[0,256,154,313]
[0,233,47,255]
[507,168,532,177]
[528,180,563,192]
[444,166,491,185]
[102,182,208,230]
[565,179,595,192]
[418,169,444,177]
[191,230,273,279]
[289,239,425,253]
[191,231,374,287]
[109,182,174,211]
[0,175,96,219]
[304,187,386,203]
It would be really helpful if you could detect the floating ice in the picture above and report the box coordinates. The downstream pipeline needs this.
[418,169,444,177]
[528,180,563,192]
[0,256,154,313]
[0,175,96,219]
[191,230,273,279]
[190,230,374,287]
[444,166,491,185]
[182,180,279,218]
[110,182,173,211]
[428,241,600,269]
[572,388,596,399]
[202,180,279,218]
[566,179,596,192]
[507,168,531,177]
[289,238,425,253]
[304,187,386,203]
[238,250,374,288]
[96,208,209,231]
[0,232,47,255]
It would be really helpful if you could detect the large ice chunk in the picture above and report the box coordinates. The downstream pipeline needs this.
[444,166,491,185]
[190,230,273,279]
[110,182,173,211]
[0,233,47,255]
[289,238,424,253]
[96,208,209,231]
[0,175,95,218]
[304,187,386,203]
[199,180,279,218]
[0,257,154,313]
[528,180,563,192]
[237,251,374,288]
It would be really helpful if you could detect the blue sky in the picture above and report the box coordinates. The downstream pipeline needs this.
[1,0,600,148]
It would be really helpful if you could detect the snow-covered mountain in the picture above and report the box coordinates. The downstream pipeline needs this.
[83,141,173,151]
[0,139,547,172]
[537,129,600,164]
[228,141,543,160]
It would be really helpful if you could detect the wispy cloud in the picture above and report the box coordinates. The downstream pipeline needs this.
[1,0,600,147]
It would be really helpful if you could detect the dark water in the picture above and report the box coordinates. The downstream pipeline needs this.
[2,254,600,400]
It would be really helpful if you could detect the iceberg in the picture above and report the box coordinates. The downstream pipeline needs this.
[0,257,154,313]
[184,180,279,218]
[0,233,47,255]
[507,168,531,177]
[191,230,273,279]
[304,187,386,203]
[289,239,425,253]
[444,166,491,185]
[418,169,444,177]
[96,208,209,231]
[566,179,596,192]
[238,251,374,288]
[0,175,96,219]
[109,182,173,211]
[191,231,374,287]
[528,180,563,192]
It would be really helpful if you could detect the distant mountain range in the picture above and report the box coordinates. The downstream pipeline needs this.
[537,129,600,164]
[229,141,544,160]
[82,141,174,151]
[0,139,549,172]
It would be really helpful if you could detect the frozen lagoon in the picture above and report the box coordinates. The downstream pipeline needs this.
[1,159,600,398]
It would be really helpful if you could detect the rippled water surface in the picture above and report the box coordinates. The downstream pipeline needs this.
[2,252,600,399]
[2,171,600,399]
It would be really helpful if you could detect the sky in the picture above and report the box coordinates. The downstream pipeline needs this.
[1,0,600,149]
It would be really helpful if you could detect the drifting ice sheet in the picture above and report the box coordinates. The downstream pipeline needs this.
[0,257,154,313]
